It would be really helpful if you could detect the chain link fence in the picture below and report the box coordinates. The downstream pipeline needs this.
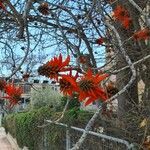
[44,120,135,150]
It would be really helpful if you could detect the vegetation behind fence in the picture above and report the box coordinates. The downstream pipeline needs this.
[2,106,135,150]
[2,106,94,150]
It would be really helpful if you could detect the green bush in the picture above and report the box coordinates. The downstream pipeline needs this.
[3,106,54,150]
[2,107,93,150]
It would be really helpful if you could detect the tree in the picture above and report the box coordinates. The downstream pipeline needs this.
[30,86,62,109]
[0,0,149,149]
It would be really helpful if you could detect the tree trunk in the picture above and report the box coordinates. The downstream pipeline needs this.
[113,0,149,142]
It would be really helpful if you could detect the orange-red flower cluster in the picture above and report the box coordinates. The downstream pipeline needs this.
[133,28,150,40]
[38,54,70,80]
[3,83,23,108]
[59,69,108,106]
[59,74,78,96]
[113,5,131,29]
[0,79,23,108]
[38,54,109,106]
[77,69,108,106]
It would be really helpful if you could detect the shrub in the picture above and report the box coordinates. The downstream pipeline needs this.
[3,106,53,150]
[2,107,93,150]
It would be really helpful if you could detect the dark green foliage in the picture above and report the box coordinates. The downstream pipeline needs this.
[2,107,93,150]
[3,107,53,150]
[61,96,80,110]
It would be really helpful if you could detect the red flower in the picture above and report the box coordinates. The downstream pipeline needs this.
[59,74,78,96]
[96,37,104,45]
[113,5,128,20]
[77,69,108,106]
[122,17,132,29]
[133,28,150,40]
[113,5,131,29]
[3,83,23,108]
[38,54,70,80]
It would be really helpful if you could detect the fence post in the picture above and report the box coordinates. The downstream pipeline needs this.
[43,127,48,150]
[66,125,71,150]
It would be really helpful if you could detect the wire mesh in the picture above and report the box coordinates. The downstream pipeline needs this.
[43,120,134,150]
[70,129,129,150]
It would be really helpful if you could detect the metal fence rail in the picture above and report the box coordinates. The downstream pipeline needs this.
[45,119,135,150]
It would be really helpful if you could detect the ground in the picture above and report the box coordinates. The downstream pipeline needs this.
[0,127,14,150]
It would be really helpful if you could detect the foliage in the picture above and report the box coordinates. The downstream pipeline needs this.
[3,107,53,150]
[2,107,93,150]
[61,95,80,110]
[30,86,62,110]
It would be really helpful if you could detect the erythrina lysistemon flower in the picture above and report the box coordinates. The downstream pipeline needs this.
[59,73,79,96]
[113,5,131,29]
[3,83,23,108]
[77,69,108,106]
[133,28,150,40]
[38,54,70,80]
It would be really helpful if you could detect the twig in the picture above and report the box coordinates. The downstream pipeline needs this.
[7,26,30,80]
[20,0,33,38]
[128,0,144,14]
[113,54,150,74]
[55,98,70,122]
[5,0,25,38]
[128,0,150,26]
